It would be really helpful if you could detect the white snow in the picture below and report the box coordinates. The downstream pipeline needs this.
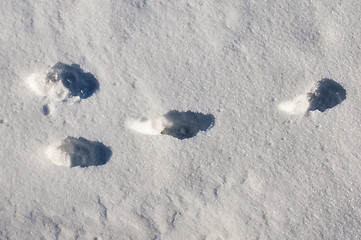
[126,117,168,136]
[278,94,310,115]
[1,0,361,239]
[46,143,72,167]
[27,71,71,101]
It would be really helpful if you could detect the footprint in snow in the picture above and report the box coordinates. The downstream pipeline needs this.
[307,78,347,112]
[278,78,346,115]
[27,62,99,102]
[127,110,215,140]
[46,137,112,167]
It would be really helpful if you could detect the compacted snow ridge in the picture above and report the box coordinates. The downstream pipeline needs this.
[2,0,361,239]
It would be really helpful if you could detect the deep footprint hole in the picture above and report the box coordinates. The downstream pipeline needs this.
[59,137,112,167]
[46,62,99,99]
[308,78,346,112]
[161,110,215,140]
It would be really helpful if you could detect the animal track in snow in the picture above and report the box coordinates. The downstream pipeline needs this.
[127,110,215,140]
[27,62,99,101]
[307,78,346,112]
[46,137,112,167]
[161,110,215,139]
[278,78,346,115]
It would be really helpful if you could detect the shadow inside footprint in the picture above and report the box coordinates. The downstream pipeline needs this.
[58,137,112,167]
[46,62,99,99]
[161,110,215,140]
[308,78,346,112]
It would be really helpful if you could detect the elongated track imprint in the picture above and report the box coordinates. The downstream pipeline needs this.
[278,78,346,115]
[127,110,215,140]
[47,137,112,167]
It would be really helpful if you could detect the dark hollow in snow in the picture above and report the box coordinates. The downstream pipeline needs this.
[161,110,215,140]
[46,62,99,99]
[59,137,111,167]
[307,78,346,112]
[42,105,49,116]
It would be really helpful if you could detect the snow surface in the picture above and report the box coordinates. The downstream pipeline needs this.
[1,0,361,239]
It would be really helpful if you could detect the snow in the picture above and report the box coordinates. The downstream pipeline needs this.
[278,93,310,115]
[2,0,361,239]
